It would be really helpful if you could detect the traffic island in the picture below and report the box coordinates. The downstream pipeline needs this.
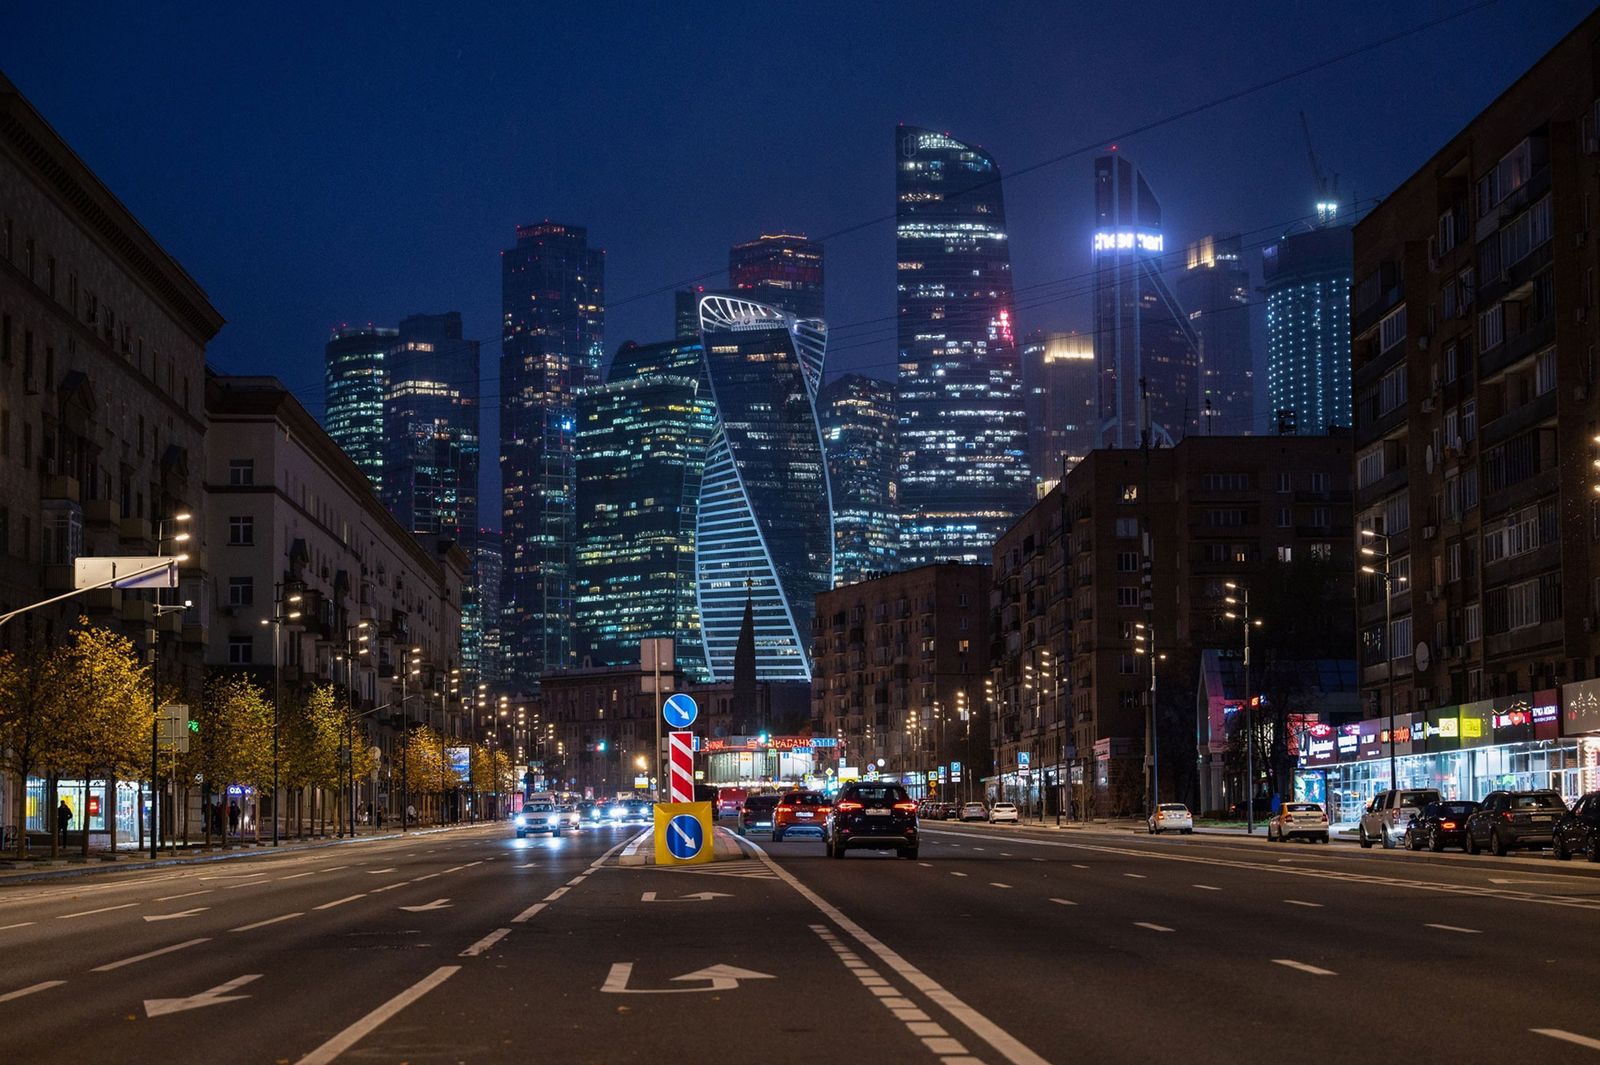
[618,825,754,866]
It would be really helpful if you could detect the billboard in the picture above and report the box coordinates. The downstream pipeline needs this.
[447,746,471,784]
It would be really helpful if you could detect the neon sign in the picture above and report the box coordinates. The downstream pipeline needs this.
[1093,230,1164,254]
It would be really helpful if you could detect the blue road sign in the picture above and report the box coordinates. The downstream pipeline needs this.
[665,813,705,860]
[663,692,699,729]
[1018,752,1031,768]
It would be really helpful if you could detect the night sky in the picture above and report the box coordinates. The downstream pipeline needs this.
[3,1,1590,513]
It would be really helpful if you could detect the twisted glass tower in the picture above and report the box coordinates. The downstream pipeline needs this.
[695,295,832,682]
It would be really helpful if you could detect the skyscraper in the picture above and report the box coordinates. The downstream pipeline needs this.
[574,339,714,679]
[473,529,504,684]
[820,373,897,585]
[1022,330,1097,484]
[695,294,832,682]
[894,126,1031,565]
[323,324,395,487]
[1263,222,1353,435]
[500,222,605,691]
[1092,153,1202,448]
[1178,234,1254,434]
[729,233,824,319]
[384,312,480,546]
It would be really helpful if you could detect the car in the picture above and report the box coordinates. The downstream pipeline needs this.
[1403,800,1480,851]
[514,803,563,838]
[557,804,583,830]
[959,802,987,822]
[1464,790,1567,855]
[1553,791,1600,861]
[989,802,1019,824]
[825,782,918,858]
[1149,802,1194,834]
[624,800,654,824]
[772,791,830,841]
[1359,788,1441,849]
[1266,802,1328,842]
[740,794,781,835]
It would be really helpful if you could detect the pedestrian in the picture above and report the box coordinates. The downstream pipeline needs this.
[56,799,72,841]
[375,807,385,829]
[228,801,240,836]
[406,803,416,826]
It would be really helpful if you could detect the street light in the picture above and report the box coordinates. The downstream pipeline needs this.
[1360,528,1406,791]
[1224,583,1265,834]
[260,583,302,847]
[146,512,191,860]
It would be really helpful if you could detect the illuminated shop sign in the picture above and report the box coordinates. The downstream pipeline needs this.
[1093,229,1164,254]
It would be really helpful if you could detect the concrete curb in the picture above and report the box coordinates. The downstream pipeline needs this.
[617,825,754,866]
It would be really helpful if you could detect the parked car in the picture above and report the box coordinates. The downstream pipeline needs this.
[1403,800,1479,851]
[1148,803,1194,834]
[1553,791,1600,861]
[825,782,918,858]
[514,803,562,838]
[772,791,830,841]
[959,802,987,822]
[1267,802,1329,843]
[989,802,1019,824]
[1359,788,1442,849]
[740,793,781,835]
[1464,790,1567,855]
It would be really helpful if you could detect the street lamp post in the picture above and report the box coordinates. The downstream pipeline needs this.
[1132,623,1163,815]
[147,513,191,860]
[1360,529,1403,790]
[1224,583,1264,834]
[261,583,303,847]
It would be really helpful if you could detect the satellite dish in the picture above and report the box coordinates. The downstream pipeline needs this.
[1414,641,1431,673]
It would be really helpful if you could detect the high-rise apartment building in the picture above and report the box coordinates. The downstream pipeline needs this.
[895,126,1031,566]
[820,373,898,585]
[696,295,832,682]
[323,324,395,488]
[574,339,714,679]
[500,221,605,691]
[729,233,824,320]
[1179,235,1254,434]
[1092,153,1202,448]
[1264,224,1353,435]
[1022,330,1097,486]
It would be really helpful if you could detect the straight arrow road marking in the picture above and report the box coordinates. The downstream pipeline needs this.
[398,898,451,912]
[601,962,776,994]
[144,973,261,1017]
[1273,959,1336,976]
[640,891,732,902]
[144,908,209,922]
[459,928,511,957]
[94,938,210,972]
[0,980,65,1003]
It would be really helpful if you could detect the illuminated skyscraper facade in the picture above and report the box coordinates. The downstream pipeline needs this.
[696,295,832,682]
[473,530,503,684]
[574,339,714,680]
[384,312,480,545]
[500,221,605,690]
[323,324,395,488]
[820,373,897,585]
[894,125,1031,565]
[1022,330,1097,485]
[1178,234,1254,434]
[729,233,824,320]
[1264,223,1353,435]
[1092,153,1202,448]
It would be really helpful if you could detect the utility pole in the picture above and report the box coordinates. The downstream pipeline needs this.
[262,583,302,846]
[1139,376,1157,816]
[1360,529,1400,789]
[1225,583,1262,834]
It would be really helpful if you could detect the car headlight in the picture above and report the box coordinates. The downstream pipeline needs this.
[515,816,527,826]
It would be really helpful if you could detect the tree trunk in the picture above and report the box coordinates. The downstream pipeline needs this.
[47,775,59,859]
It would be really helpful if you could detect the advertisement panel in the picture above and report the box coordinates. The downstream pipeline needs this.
[447,746,471,784]
[1424,706,1462,754]
[1301,723,1337,767]
[1458,699,1493,748]
[1491,696,1534,745]
[1358,719,1383,761]
[1533,688,1560,741]
[1564,677,1600,736]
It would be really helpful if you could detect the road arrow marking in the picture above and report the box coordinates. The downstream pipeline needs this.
[640,891,733,902]
[143,973,261,1017]
[144,908,209,922]
[399,898,452,912]
[601,961,776,994]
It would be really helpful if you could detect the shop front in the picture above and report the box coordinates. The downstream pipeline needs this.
[24,778,141,842]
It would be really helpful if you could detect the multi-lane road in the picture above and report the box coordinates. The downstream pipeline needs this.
[3,818,1600,1063]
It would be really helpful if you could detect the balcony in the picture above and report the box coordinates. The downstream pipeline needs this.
[118,517,153,544]
[1479,316,1554,380]
[42,474,80,503]
[83,499,118,526]
[1481,390,1556,448]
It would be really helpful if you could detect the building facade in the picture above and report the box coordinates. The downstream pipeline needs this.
[383,312,480,549]
[500,221,605,691]
[323,324,394,488]
[729,233,823,320]
[1022,330,1097,487]
[820,373,898,586]
[1263,224,1353,435]
[696,294,832,683]
[1092,153,1202,448]
[894,125,1031,566]
[1178,235,1254,434]
[472,529,503,684]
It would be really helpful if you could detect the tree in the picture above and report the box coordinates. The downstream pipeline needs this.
[281,684,342,837]
[54,621,149,857]
[188,673,274,844]
[0,633,71,858]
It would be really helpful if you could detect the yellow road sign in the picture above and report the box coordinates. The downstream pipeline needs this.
[653,801,714,866]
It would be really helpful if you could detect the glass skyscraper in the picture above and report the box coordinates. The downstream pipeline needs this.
[384,312,480,545]
[1263,223,1353,435]
[1022,330,1097,485]
[323,324,395,488]
[1092,152,1202,448]
[729,233,824,320]
[574,339,713,680]
[894,125,1030,566]
[1178,234,1254,435]
[473,529,503,684]
[500,221,605,691]
[696,294,832,682]
[820,373,897,586]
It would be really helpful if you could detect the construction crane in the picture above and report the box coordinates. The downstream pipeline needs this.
[1299,111,1339,225]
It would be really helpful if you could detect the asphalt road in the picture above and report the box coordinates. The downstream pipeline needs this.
[4,817,1600,1063]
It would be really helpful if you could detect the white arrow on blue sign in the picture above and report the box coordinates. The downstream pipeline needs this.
[663,693,698,729]
[665,814,704,860]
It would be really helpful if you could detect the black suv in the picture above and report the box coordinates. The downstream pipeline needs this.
[1464,790,1567,855]
[825,782,918,859]
[1553,791,1600,862]
[739,793,780,835]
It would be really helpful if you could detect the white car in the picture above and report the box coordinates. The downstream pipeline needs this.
[557,804,583,830]
[960,802,987,822]
[1359,788,1440,849]
[1148,803,1193,834]
[1267,802,1329,842]
[515,803,562,838]
[989,802,1019,823]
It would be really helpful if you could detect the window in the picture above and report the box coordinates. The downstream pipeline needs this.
[229,459,255,486]
[1200,473,1250,491]
[1443,407,1459,450]
[1447,541,1462,583]
[1206,509,1246,527]
[1477,139,1532,217]
[1310,542,1332,561]
[1357,445,1386,488]
[1379,306,1407,353]
[1277,507,1292,529]
[228,576,254,608]
[1309,472,1329,493]
[1378,365,1407,415]
[1506,578,1541,632]
[1464,601,1481,643]
[1391,555,1411,590]
[1381,493,1410,535]
[228,636,254,665]
[1118,653,1136,676]
[1203,544,1228,563]
[1310,507,1329,528]
[228,515,254,546]
[1389,615,1413,661]
[1501,194,1552,268]
[1534,347,1557,396]
[1114,517,1138,538]
[1120,484,1138,503]
[1277,473,1291,493]
[1116,551,1139,573]
[1116,586,1140,608]
[1277,546,1293,563]
[1461,399,1476,442]
[1478,304,1504,350]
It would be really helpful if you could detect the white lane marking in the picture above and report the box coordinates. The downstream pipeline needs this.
[1049,898,1076,906]
[314,894,366,910]
[144,907,209,922]
[459,927,511,957]
[1071,863,1088,869]
[369,882,405,893]
[1425,923,1482,934]
[1123,873,1147,879]
[1030,857,1045,863]
[543,887,568,902]
[57,903,137,919]
[230,912,303,932]
[1193,884,1221,891]
[367,868,398,874]
[567,874,588,886]
[0,921,36,931]
[1532,1029,1600,1052]
[279,871,318,880]
[155,890,213,902]
[1283,900,1323,908]
[1134,922,1174,932]
[812,925,974,1060]
[295,965,461,1065]
[143,973,262,1018]
[758,849,1050,1065]
[92,937,210,972]
[0,980,66,1003]
[511,902,547,923]
[411,873,440,882]
[1001,852,1014,856]
[918,863,932,868]
[1273,959,1336,976]
[950,872,968,878]
[990,883,1012,889]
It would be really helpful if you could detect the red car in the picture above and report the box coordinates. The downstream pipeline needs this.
[771,791,831,842]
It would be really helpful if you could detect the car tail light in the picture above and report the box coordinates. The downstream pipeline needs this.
[1441,821,1456,829]
[893,801,918,813]
[836,801,863,812]
[776,805,792,814]
[1156,812,1165,820]
[1501,811,1514,822]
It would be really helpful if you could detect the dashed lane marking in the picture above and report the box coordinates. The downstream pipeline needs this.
[155,890,213,902]
[990,883,1012,889]
[1532,1029,1600,1052]
[950,872,968,878]
[459,928,511,957]
[92,937,210,972]
[812,925,980,1063]
[230,912,302,932]
[0,980,65,1003]
[511,903,546,924]
[1123,874,1146,880]
[543,887,568,902]
[1425,923,1481,934]
[314,894,366,910]
[0,922,35,931]
[1048,898,1076,906]
[57,903,136,920]
[1283,900,1323,908]
[1273,959,1336,976]
[295,965,461,1065]
[1193,884,1221,891]
[1134,922,1174,932]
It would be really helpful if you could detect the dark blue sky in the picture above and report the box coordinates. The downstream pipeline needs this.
[4,1,1589,498]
